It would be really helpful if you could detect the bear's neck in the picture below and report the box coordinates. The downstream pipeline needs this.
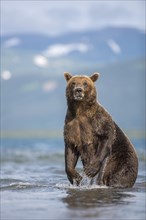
[67,98,98,117]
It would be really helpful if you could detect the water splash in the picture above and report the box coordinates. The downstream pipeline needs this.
[55,171,108,190]
[55,182,108,190]
[79,172,92,186]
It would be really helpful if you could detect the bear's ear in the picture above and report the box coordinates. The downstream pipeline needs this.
[64,72,73,82]
[90,72,100,82]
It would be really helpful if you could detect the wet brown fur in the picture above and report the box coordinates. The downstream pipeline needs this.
[64,72,138,187]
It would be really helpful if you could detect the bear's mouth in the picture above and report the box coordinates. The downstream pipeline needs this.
[73,95,84,101]
[73,92,84,101]
[73,87,84,101]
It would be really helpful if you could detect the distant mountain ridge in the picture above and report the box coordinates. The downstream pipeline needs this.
[1,27,145,64]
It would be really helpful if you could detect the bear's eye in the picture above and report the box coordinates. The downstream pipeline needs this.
[83,82,88,88]
[71,82,76,87]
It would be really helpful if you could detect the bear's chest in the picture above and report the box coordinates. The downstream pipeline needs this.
[65,116,93,149]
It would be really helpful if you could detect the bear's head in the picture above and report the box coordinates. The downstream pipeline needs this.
[64,72,99,103]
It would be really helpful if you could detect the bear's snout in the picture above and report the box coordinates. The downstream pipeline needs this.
[73,87,84,100]
[75,87,83,94]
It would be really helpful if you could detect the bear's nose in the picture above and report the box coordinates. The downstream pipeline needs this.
[75,87,82,94]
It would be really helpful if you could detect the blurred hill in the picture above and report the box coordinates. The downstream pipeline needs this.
[1,27,145,137]
[1,27,145,66]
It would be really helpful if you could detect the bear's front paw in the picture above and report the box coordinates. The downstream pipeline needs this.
[84,166,98,177]
[84,161,101,177]
[73,176,82,186]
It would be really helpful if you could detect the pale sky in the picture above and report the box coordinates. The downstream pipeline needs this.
[1,0,145,36]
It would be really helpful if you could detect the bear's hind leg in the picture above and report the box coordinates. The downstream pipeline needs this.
[98,165,137,188]
[108,167,137,188]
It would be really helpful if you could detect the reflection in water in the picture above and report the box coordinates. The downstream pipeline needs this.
[62,188,135,219]
[63,188,134,208]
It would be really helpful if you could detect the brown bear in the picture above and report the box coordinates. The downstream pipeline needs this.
[64,72,138,188]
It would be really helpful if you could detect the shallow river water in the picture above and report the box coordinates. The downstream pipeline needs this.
[1,138,145,220]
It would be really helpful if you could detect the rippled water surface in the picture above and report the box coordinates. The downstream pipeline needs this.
[1,138,146,220]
